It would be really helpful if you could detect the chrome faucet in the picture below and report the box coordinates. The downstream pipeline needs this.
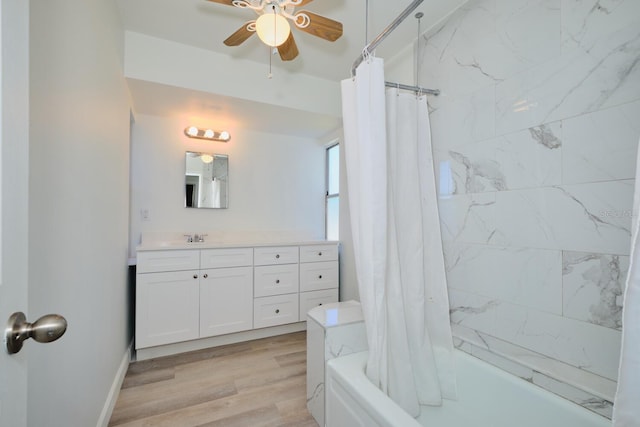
[184,234,193,243]
[194,233,207,242]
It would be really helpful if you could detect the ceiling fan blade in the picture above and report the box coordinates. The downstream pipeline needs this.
[206,0,235,5]
[278,33,299,61]
[223,22,255,46]
[296,11,343,42]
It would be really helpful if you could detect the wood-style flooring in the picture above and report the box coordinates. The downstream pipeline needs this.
[108,331,318,427]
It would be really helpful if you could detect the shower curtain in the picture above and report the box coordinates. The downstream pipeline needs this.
[341,57,456,417]
[613,137,640,426]
[211,178,221,208]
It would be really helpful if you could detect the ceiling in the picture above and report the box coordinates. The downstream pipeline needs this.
[116,0,463,137]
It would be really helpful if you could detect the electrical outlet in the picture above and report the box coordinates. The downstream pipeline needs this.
[140,209,150,221]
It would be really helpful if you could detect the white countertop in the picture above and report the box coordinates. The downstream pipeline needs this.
[136,239,340,252]
[308,300,365,327]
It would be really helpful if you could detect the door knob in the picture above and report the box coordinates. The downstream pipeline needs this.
[5,312,67,354]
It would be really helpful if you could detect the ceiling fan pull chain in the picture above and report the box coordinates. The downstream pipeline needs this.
[267,5,276,78]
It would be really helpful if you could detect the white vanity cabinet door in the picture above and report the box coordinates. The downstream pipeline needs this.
[254,293,299,328]
[200,266,253,338]
[299,288,339,321]
[136,270,200,349]
[254,264,299,297]
[254,246,299,266]
[299,244,338,263]
[300,261,339,292]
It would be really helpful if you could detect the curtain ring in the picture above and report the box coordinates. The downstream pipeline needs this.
[362,47,373,64]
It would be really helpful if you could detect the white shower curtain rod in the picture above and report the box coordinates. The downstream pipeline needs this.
[351,0,440,96]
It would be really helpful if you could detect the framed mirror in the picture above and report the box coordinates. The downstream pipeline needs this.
[185,152,228,209]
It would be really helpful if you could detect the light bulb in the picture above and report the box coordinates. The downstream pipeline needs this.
[187,126,199,137]
[204,129,215,139]
[200,154,214,164]
[255,13,291,47]
[219,131,230,141]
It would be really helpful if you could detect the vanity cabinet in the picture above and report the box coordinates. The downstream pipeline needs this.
[136,242,339,351]
[253,246,300,328]
[136,248,254,349]
[136,250,201,348]
[299,244,339,321]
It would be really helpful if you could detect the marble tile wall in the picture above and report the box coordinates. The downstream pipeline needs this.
[418,0,640,415]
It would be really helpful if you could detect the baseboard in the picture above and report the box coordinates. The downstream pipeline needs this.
[135,322,307,361]
[96,339,132,427]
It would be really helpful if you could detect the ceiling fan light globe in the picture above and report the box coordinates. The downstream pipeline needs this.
[255,13,290,47]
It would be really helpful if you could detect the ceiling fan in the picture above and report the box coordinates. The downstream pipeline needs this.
[206,0,343,61]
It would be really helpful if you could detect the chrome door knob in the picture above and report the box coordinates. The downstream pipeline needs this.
[5,312,67,354]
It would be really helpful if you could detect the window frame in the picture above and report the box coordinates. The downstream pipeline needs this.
[325,141,340,240]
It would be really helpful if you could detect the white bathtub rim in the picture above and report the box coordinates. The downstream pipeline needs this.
[327,349,611,427]
[327,351,422,427]
[452,325,617,402]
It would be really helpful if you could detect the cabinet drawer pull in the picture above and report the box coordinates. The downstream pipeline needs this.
[275,309,280,314]
[276,279,280,284]
[275,254,280,259]
[193,274,198,279]
[318,303,323,306]
[318,275,323,279]
[203,274,208,279]
[318,252,322,256]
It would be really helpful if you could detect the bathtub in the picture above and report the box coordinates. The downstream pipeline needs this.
[326,350,611,427]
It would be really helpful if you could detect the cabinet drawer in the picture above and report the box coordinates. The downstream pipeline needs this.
[254,246,299,266]
[300,261,339,292]
[200,248,253,269]
[253,294,299,328]
[254,264,299,297]
[300,244,338,263]
[299,288,339,321]
[137,250,199,273]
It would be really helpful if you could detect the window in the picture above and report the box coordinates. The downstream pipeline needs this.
[326,142,339,240]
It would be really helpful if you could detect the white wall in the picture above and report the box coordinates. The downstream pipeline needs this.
[28,0,132,425]
[124,31,341,118]
[130,114,326,255]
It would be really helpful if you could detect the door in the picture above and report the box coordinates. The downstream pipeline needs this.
[200,266,253,337]
[0,1,30,424]
[136,270,200,348]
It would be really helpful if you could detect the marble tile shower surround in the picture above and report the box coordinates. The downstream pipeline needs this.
[414,0,640,416]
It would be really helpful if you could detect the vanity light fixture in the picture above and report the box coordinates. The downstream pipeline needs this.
[184,126,231,142]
